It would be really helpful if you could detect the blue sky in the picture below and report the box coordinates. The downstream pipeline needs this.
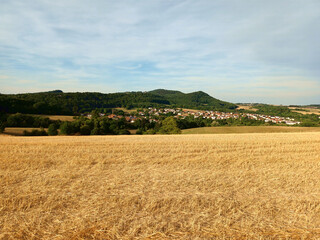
[0,0,320,104]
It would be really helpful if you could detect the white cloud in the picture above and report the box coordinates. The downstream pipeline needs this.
[0,0,319,104]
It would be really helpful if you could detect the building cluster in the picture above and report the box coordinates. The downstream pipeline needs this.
[242,113,300,125]
[87,107,301,125]
[178,110,300,125]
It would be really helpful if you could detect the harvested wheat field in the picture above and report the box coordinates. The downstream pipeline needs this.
[288,107,320,115]
[0,133,320,239]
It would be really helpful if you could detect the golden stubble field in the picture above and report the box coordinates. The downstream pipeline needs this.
[0,133,320,239]
[288,107,320,115]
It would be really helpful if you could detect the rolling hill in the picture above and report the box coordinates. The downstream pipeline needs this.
[0,89,237,115]
[149,89,236,110]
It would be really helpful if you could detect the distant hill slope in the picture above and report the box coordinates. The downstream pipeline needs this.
[149,89,236,110]
[0,89,237,115]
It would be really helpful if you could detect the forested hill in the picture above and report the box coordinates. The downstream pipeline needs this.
[149,89,235,109]
[0,89,237,115]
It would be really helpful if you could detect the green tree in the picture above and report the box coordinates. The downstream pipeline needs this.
[0,121,5,133]
[72,105,78,114]
[301,121,317,127]
[48,124,58,136]
[6,113,22,126]
[158,117,181,134]
[136,129,143,135]
[91,127,100,135]
[59,122,74,135]
[118,129,131,135]
[0,113,6,133]
[211,121,219,127]
[33,102,46,112]
[144,129,156,134]
[23,128,48,136]
[80,125,91,135]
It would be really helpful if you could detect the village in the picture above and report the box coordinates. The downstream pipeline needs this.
[87,107,301,125]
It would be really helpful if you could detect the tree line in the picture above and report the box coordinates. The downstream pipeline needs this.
[1,110,319,136]
[0,113,182,135]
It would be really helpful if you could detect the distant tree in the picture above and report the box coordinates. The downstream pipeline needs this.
[6,113,22,126]
[144,129,156,134]
[301,121,317,127]
[118,129,131,135]
[0,121,5,133]
[33,102,46,112]
[72,105,78,114]
[158,117,181,134]
[48,124,58,136]
[80,125,91,135]
[6,113,51,128]
[59,122,74,135]
[90,109,100,118]
[126,104,134,110]
[0,113,6,133]
[23,128,48,136]
[136,129,143,135]
[99,119,112,134]
[211,121,219,127]
[114,109,125,116]
[91,127,100,135]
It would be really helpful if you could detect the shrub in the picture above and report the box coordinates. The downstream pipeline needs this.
[23,128,48,136]
[144,129,156,134]
[136,129,143,135]
[80,125,91,135]
[211,121,219,127]
[0,121,5,133]
[158,117,181,134]
[59,122,74,135]
[48,124,58,136]
[118,129,131,135]
[91,127,100,135]
[301,122,317,127]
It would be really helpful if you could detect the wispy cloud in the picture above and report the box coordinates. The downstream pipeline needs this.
[115,64,142,71]
[0,0,319,104]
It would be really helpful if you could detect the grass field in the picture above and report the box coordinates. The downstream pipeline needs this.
[115,107,137,113]
[236,105,258,112]
[182,126,320,134]
[29,114,75,121]
[2,127,48,136]
[1,133,320,239]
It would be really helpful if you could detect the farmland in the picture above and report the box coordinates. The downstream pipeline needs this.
[182,126,320,134]
[1,133,320,239]
[2,127,48,136]
[236,105,258,112]
[28,114,75,121]
[288,107,320,115]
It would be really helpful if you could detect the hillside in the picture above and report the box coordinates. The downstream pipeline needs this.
[149,89,236,110]
[0,89,237,115]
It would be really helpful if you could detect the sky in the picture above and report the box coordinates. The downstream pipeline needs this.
[0,0,320,105]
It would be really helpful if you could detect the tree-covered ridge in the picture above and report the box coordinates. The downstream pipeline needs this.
[0,89,237,115]
[149,89,236,110]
